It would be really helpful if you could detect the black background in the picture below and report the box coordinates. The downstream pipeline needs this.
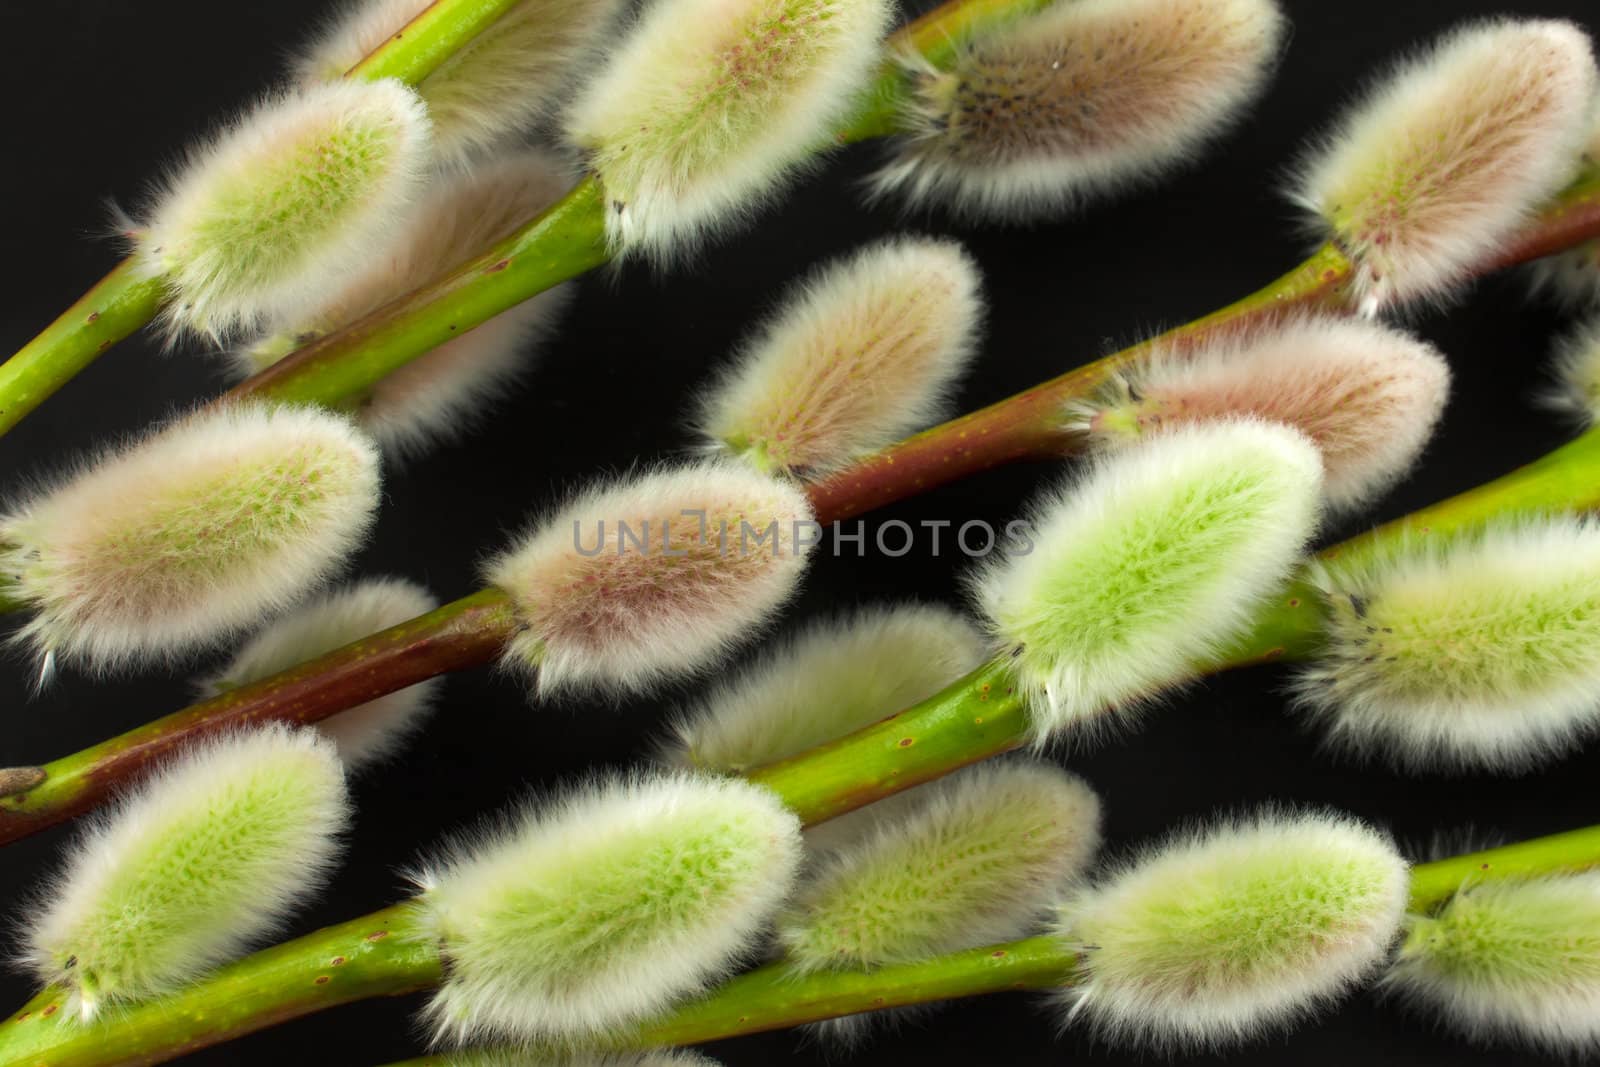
[1,1,1597,1064]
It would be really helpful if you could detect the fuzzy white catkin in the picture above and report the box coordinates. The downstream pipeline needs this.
[697,237,985,477]
[1292,517,1600,772]
[1294,19,1598,313]
[25,726,349,1019]
[484,462,815,697]
[970,419,1322,742]
[238,150,574,456]
[136,79,433,339]
[665,603,991,772]
[1071,316,1451,514]
[779,762,1102,970]
[1384,873,1600,1053]
[0,404,382,674]
[1541,317,1600,426]
[873,0,1285,220]
[413,772,803,1043]
[200,579,441,769]
[295,0,626,164]
[563,0,892,260]
[435,1053,725,1067]
[1058,809,1409,1050]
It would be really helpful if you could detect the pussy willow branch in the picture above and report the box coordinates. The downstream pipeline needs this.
[0,0,537,438]
[753,423,1600,824]
[4,420,1600,848]
[806,169,1600,523]
[3,819,1597,1067]
[0,590,513,841]
[0,0,1050,440]
[214,0,1057,413]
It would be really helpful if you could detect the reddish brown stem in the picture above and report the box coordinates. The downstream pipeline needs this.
[805,173,1600,524]
[1485,172,1600,270]
[807,243,1354,522]
[0,589,516,846]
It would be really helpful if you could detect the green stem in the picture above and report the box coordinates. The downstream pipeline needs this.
[222,179,610,409]
[750,658,1030,825]
[1407,825,1600,912]
[0,0,529,437]
[9,407,1600,850]
[11,822,1600,1067]
[387,820,1600,1066]
[0,259,166,438]
[615,935,1076,1047]
[777,421,1600,821]
[0,905,439,1067]
[0,0,1026,436]
[0,589,516,847]
[347,0,525,84]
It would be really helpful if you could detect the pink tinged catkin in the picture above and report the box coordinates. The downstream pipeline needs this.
[238,151,575,457]
[1071,316,1451,515]
[0,404,382,674]
[871,0,1285,220]
[1294,19,1599,315]
[135,79,434,340]
[294,0,626,164]
[697,237,985,477]
[484,462,815,697]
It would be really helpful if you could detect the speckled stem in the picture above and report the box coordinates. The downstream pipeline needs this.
[770,422,1600,822]
[221,178,610,409]
[0,0,532,438]
[0,259,166,438]
[9,823,1600,1067]
[0,905,438,1067]
[0,588,517,847]
[1409,824,1600,911]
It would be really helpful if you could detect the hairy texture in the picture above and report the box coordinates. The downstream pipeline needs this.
[874,0,1283,220]
[485,462,814,698]
[698,238,984,477]
[24,726,349,1019]
[1058,809,1409,1050]
[200,579,441,769]
[1527,112,1600,308]
[294,0,625,163]
[436,1053,723,1067]
[1292,518,1600,772]
[665,603,990,771]
[413,772,802,1043]
[1071,316,1450,514]
[1,404,381,673]
[970,420,1322,743]
[780,762,1100,970]
[1540,317,1600,426]
[1385,874,1600,1052]
[564,0,891,260]
[239,151,573,457]
[1295,19,1598,313]
[136,80,432,339]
